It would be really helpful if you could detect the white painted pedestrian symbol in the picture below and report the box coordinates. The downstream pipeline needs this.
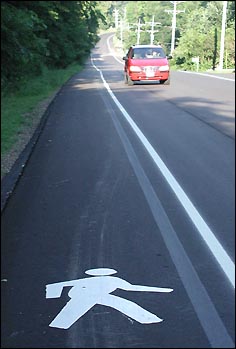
[46,268,173,329]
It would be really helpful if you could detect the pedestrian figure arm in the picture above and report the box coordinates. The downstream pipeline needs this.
[121,283,173,293]
[46,280,78,298]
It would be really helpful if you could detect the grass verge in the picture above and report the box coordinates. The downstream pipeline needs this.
[1,63,83,177]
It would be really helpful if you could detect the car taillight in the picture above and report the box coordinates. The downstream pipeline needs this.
[129,66,142,72]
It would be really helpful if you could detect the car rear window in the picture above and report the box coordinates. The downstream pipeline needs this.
[131,47,166,59]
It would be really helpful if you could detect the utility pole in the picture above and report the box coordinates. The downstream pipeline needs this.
[137,18,141,44]
[171,1,177,54]
[130,18,147,45]
[136,18,146,44]
[218,1,227,70]
[146,16,161,44]
[114,8,119,29]
[165,1,185,55]
[120,19,123,47]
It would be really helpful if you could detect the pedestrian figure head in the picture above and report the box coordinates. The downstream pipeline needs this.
[85,268,117,276]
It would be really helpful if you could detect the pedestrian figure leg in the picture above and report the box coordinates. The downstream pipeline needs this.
[98,294,163,324]
[49,298,97,329]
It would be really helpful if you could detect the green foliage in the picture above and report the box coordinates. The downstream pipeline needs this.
[96,1,128,29]
[225,23,235,69]
[107,0,235,71]
[172,1,235,70]
[1,62,83,156]
[1,1,101,89]
[1,1,48,85]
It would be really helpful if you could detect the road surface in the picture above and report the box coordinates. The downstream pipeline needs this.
[1,33,235,348]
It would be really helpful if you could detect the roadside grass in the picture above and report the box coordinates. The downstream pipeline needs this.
[1,63,83,156]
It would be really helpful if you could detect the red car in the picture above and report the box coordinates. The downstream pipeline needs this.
[123,44,172,86]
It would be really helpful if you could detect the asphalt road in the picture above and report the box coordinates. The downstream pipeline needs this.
[1,33,235,348]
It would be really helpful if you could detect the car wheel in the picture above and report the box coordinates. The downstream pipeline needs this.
[160,78,170,85]
[127,76,134,86]
[124,73,128,84]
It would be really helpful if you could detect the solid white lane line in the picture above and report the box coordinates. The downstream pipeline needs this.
[96,75,234,347]
[179,70,235,81]
[91,56,235,289]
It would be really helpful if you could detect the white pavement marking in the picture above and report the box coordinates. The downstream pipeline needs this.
[178,70,235,81]
[107,35,124,64]
[46,269,173,329]
[90,55,235,289]
[95,85,234,347]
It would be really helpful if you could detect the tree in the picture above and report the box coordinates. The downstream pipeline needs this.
[1,1,102,88]
[171,1,235,70]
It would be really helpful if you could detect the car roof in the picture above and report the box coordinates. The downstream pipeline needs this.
[131,44,161,49]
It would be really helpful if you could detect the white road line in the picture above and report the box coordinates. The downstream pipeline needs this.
[107,35,125,64]
[91,56,235,289]
[95,77,234,347]
[179,70,235,81]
